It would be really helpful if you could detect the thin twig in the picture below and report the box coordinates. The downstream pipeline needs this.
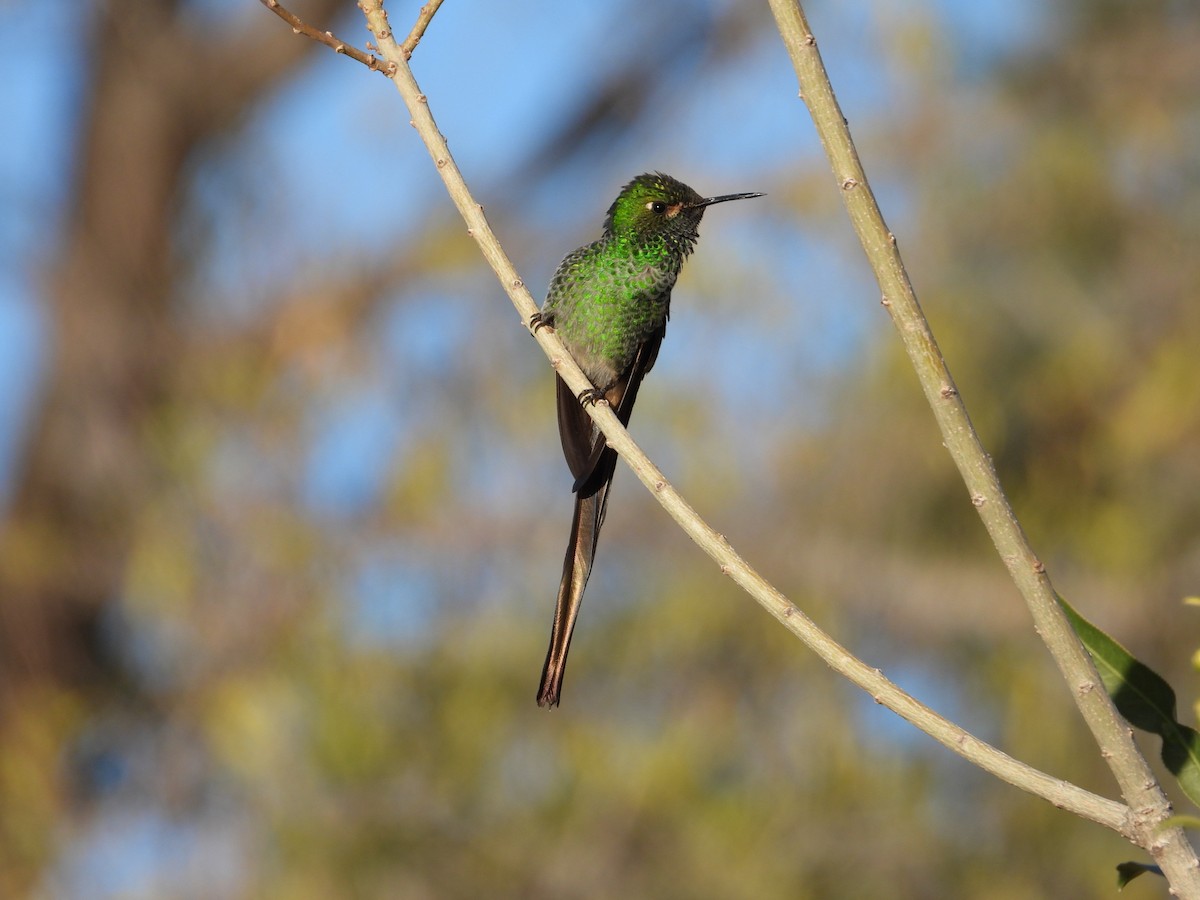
[401,0,445,59]
[258,0,392,75]
[766,0,1200,893]
[351,0,1132,836]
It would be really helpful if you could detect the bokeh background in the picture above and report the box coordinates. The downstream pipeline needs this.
[2,0,1199,897]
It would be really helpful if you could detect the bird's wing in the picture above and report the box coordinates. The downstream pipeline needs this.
[555,374,596,485]
[563,318,667,497]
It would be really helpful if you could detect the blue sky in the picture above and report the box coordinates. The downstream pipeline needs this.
[0,0,1044,511]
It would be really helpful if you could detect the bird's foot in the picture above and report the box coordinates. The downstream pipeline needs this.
[577,387,606,407]
[529,311,553,333]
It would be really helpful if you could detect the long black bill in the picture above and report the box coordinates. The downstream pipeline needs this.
[690,191,766,209]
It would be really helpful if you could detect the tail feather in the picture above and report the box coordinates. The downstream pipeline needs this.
[537,326,664,707]
[536,465,613,708]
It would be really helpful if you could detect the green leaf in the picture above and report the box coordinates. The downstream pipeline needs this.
[1058,595,1200,808]
[1116,861,1162,889]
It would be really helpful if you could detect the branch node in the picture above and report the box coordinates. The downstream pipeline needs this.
[840,177,859,191]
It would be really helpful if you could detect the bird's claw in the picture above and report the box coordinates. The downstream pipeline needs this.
[577,388,606,407]
[529,312,553,333]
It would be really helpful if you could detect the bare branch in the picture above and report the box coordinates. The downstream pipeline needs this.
[401,0,445,59]
[767,0,1200,893]
[258,0,393,75]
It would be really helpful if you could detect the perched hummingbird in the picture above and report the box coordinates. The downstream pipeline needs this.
[530,172,764,707]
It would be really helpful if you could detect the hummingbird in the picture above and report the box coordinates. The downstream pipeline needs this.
[530,172,764,707]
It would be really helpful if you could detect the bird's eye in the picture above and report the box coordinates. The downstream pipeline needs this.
[647,200,668,214]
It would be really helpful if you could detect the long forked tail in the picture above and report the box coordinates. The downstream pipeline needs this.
[536,472,612,707]
[537,329,662,708]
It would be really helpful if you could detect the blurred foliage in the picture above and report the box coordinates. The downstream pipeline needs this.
[1,0,1198,898]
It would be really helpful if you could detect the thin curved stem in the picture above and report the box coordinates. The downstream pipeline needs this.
[766,0,1200,892]
[351,0,1132,837]
[258,0,391,74]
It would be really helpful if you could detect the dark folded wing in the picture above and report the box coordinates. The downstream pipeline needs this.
[559,321,667,497]
[555,374,597,484]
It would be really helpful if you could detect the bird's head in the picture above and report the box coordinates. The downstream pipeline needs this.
[602,172,763,252]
